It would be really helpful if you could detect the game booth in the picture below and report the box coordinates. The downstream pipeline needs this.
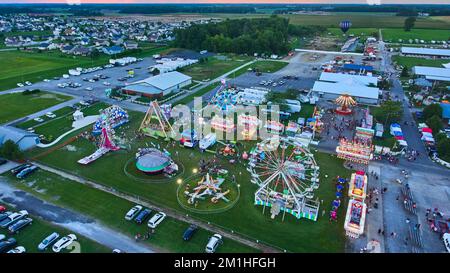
[348,171,367,200]
[344,199,367,238]
[92,105,129,135]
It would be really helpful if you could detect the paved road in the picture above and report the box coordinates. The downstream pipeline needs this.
[0,178,155,253]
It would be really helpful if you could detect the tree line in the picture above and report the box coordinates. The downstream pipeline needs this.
[173,16,325,56]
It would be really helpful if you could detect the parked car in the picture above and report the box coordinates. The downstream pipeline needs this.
[0,212,12,222]
[25,81,32,86]
[38,232,60,251]
[33,117,44,123]
[17,83,24,87]
[0,210,28,228]
[147,212,166,228]
[0,238,17,253]
[205,234,222,253]
[16,165,38,179]
[27,127,35,133]
[183,225,198,241]
[11,164,31,175]
[8,218,32,234]
[52,234,77,253]
[45,112,56,118]
[85,87,93,91]
[43,79,51,82]
[6,246,25,253]
[0,206,5,213]
[125,205,142,221]
[443,233,450,253]
[135,209,151,224]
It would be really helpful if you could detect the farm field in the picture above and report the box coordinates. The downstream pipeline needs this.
[179,54,253,81]
[326,28,379,40]
[392,56,449,69]
[27,109,351,252]
[381,28,450,42]
[209,12,450,29]
[0,203,111,253]
[0,91,72,124]
[5,171,257,253]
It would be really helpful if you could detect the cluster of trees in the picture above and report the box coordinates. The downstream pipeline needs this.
[173,16,323,55]
[404,17,417,32]
[373,101,403,126]
[422,103,449,161]
[0,140,23,161]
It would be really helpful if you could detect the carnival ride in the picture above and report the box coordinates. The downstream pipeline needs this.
[135,148,178,176]
[247,137,321,221]
[348,170,368,200]
[208,80,238,113]
[216,141,239,159]
[180,129,198,148]
[335,94,357,115]
[78,126,120,165]
[336,127,374,165]
[184,171,231,205]
[344,198,367,238]
[211,116,235,133]
[237,114,260,141]
[139,100,174,139]
[92,105,129,135]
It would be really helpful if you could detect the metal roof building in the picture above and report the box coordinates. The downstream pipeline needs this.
[412,66,450,82]
[312,72,380,104]
[319,72,378,86]
[123,71,192,98]
[401,47,450,58]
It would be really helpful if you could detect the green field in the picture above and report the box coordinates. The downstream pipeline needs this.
[233,60,289,78]
[210,12,450,29]
[27,109,350,252]
[392,56,449,69]
[0,91,72,124]
[0,203,111,253]
[5,171,256,253]
[174,82,221,106]
[179,54,252,81]
[326,27,379,40]
[382,28,450,42]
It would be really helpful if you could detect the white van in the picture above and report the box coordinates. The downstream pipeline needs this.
[205,234,222,253]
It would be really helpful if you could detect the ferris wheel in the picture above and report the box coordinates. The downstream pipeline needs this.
[247,137,320,220]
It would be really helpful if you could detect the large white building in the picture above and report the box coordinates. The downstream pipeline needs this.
[150,58,198,73]
[401,47,450,58]
[312,72,380,104]
[412,66,450,82]
[123,71,192,98]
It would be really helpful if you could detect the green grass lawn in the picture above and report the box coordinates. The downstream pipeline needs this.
[0,203,111,253]
[232,60,289,78]
[28,109,350,252]
[392,56,449,69]
[16,106,74,129]
[382,28,450,42]
[179,55,252,81]
[5,171,256,253]
[0,91,72,124]
[326,27,379,41]
[174,82,221,106]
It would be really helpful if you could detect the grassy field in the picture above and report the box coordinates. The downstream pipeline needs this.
[22,102,109,142]
[392,56,449,69]
[0,203,111,253]
[179,54,252,81]
[16,106,74,129]
[210,12,450,29]
[382,28,450,42]
[174,82,221,106]
[5,171,257,253]
[232,60,289,78]
[326,27,379,40]
[0,91,72,124]
[27,109,351,252]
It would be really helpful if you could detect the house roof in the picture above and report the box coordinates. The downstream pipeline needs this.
[401,47,450,57]
[131,71,191,91]
[0,126,38,145]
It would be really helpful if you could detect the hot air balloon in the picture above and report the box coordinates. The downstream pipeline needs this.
[339,20,352,34]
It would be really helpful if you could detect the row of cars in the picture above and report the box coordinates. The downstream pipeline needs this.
[259,79,286,87]
[0,206,79,253]
[10,163,39,179]
[17,81,33,87]
[125,205,223,253]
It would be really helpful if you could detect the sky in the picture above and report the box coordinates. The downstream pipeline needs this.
[2,0,449,4]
